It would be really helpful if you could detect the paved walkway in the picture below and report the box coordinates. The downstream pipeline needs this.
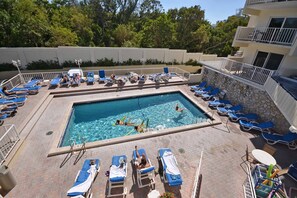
[3,84,297,198]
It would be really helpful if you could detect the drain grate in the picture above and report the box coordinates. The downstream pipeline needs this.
[46,131,53,136]
[178,148,185,154]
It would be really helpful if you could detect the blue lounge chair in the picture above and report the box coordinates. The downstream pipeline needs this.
[202,88,220,100]
[86,72,95,85]
[208,99,231,109]
[262,131,297,150]
[163,67,171,78]
[288,161,297,182]
[194,86,212,96]
[0,113,9,125]
[228,113,259,122]
[138,75,146,84]
[71,74,81,87]
[217,105,242,115]
[99,70,107,83]
[239,120,274,132]
[50,74,62,88]
[23,79,41,88]
[0,97,27,106]
[190,81,207,91]
[67,159,100,198]
[11,86,41,92]
[158,148,183,187]
[107,155,127,197]
[132,148,155,188]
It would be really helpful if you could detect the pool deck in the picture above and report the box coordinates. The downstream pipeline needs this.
[3,81,297,198]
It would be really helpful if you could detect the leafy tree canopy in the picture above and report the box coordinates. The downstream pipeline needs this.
[0,0,248,56]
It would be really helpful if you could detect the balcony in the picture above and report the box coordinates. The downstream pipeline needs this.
[234,26,297,47]
[246,0,297,5]
[200,58,274,87]
[245,0,297,13]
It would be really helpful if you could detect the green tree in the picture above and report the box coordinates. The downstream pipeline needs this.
[11,0,49,46]
[46,26,78,47]
[141,14,176,48]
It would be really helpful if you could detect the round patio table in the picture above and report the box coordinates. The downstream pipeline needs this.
[252,149,276,166]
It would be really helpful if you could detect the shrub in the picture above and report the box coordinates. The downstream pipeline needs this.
[61,60,76,68]
[185,59,203,66]
[27,60,61,70]
[0,63,18,71]
[96,58,116,66]
[122,58,142,65]
[145,59,164,65]
[160,192,174,198]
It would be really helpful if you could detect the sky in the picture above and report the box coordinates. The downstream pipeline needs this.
[161,0,246,24]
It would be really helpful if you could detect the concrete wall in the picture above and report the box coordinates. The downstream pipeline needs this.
[0,47,213,67]
[203,68,290,133]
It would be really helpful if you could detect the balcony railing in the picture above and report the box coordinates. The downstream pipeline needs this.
[246,0,297,5]
[236,26,297,46]
[201,58,274,86]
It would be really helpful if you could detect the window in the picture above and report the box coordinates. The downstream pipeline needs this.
[253,51,283,70]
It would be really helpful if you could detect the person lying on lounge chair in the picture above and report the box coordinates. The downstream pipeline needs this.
[61,75,69,83]
[110,74,116,81]
[2,86,36,95]
[134,146,150,169]
[175,104,184,112]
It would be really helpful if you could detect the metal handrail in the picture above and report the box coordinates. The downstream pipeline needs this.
[0,124,20,164]
[191,150,204,198]
[0,74,22,90]
[243,164,257,198]
[236,26,297,46]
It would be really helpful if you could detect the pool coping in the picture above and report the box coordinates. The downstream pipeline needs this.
[48,88,221,156]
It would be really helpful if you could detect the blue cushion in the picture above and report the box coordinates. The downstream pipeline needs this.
[112,155,127,167]
[133,149,146,160]
[77,171,89,183]
[110,176,125,182]
[140,166,155,174]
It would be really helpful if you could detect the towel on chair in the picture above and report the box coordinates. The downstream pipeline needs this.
[110,165,126,178]
[163,151,181,175]
[67,165,97,196]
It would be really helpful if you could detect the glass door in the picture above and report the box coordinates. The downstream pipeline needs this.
[253,51,269,67]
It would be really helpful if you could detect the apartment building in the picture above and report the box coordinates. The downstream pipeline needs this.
[200,0,297,132]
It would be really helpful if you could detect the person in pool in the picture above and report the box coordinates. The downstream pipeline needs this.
[115,118,135,126]
[134,121,145,133]
[175,104,184,112]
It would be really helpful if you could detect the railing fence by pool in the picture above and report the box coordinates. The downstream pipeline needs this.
[246,0,297,5]
[1,74,23,90]
[236,26,297,46]
[201,58,274,86]
[0,124,20,164]
[191,150,204,198]
[19,67,190,83]
[243,164,257,198]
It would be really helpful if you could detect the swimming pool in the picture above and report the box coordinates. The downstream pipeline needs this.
[60,92,209,147]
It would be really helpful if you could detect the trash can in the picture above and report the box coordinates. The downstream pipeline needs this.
[0,165,16,196]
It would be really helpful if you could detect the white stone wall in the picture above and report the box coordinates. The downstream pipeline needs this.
[0,47,214,67]
[203,68,290,133]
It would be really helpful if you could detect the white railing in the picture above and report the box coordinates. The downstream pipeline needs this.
[236,26,297,46]
[264,76,297,126]
[191,150,204,198]
[243,164,257,198]
[0,125,20,164]
[0,74,23,90]
[19,67,190,82]
[246,0,297,5]
[213,58,274,85]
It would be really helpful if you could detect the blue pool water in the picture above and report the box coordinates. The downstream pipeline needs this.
[60,92,209,147]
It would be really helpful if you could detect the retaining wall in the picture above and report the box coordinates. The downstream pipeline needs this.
[203,68,290,133]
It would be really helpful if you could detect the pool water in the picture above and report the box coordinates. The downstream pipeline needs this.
[60,92,209,147]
